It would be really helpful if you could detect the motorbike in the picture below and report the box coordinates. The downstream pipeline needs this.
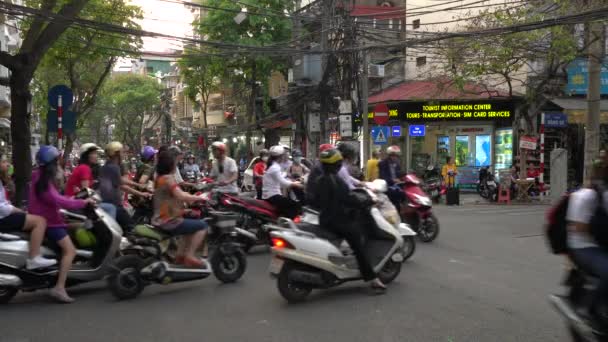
[107,210,249,300]
[266,187,407,303]
[0,188,123,304]
[397,174,440,243]
[477,166,498,202]
[550,266,607,341]
[422,164,444,204]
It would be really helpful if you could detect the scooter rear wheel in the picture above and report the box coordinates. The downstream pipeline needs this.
[107,255,146,300]
[377,259,402,284]
[0,286,17,304]
[419,214,440,243]
[277,263,312,303]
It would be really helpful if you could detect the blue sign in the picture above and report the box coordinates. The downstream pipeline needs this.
[409,125,426,137]
[48,85,74,109]
[565,58,608,95]
[371,126,389,145]
[544,112,568,128]
[391,126,401,137]
[47,109,76,133]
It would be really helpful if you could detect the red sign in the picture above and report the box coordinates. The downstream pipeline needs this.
[373,103,389,125]
[519,136,537,150]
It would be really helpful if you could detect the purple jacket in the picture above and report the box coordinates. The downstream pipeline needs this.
[28,169,87,228]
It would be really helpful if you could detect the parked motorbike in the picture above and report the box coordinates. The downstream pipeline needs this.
[422,164,444,204]
[107,210,249,300]
[266,187,406,303]
[0,188,123,304]
[477,166,498,202]
[550,266,607,341]
[398,174,440,243]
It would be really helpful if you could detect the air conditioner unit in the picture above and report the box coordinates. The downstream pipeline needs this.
[369,64,385,78]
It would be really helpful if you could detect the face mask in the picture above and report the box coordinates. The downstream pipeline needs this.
[262,157,269,162]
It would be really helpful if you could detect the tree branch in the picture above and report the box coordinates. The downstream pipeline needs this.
[79,57,115,116]
[20,0,58,53]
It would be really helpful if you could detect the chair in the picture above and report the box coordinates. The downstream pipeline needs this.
[497,178,511,205]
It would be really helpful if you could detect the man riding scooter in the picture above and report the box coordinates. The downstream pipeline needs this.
[379,145,404,210]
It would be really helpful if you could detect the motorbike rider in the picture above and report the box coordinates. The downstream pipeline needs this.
[305,143,334,207]
[379,145,404,210]
[566,154,608,324]
[262,145,303,219]
[210,142,239,194]
[337,143,362,190]
[99,142,150,232]
[312,148,386,291]
[0,153,55,270]
[28,145,96,303]
[65,143,101,197]
[153,151,209,267]
[136,145,157,187]
[288,149,309,201]
[183,153,201,176]
[253,149,269,200]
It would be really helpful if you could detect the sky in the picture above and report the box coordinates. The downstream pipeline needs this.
[130,0,195,52]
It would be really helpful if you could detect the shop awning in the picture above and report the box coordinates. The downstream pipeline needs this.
[550,98,608,111]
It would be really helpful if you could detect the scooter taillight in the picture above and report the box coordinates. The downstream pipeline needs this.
[271,237,294,249]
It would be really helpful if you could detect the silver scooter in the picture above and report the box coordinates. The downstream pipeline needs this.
[0,189,123,303]
[266,185,407,303]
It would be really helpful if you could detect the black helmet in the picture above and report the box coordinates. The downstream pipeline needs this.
[337,143,356,161]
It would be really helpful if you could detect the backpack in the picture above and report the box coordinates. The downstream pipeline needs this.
[545,194,570,254]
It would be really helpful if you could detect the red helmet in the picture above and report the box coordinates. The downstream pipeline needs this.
[387,145,401,156]
[319,144,334,153]
[211,141,226,153]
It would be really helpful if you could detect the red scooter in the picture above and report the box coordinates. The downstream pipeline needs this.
[397,174,440,243]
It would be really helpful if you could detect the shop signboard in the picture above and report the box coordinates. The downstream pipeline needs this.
[392,101,513,122]
[565,58,608,95]
[409,125,425,136]
[544,112,568,128]
[519,136,537,150]
[456,166,480,191]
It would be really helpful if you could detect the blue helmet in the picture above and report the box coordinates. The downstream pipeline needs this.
[36,145,60,166]
[141,145,157,161]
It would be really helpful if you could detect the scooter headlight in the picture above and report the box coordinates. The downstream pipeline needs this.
[414,194,432,207]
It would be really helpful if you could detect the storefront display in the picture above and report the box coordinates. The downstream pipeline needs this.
[494,128,513,175]
[475,135,491,167]
[437,136,450,164]
[455,136,470,167]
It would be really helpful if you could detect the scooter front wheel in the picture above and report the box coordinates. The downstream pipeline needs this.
[402,236,416,261]
[212,249,247,283]
[107,255,146,300]
[277,263,312,303]
[0,286,17,304]
[419,214,440,243]
[377,259,402,284]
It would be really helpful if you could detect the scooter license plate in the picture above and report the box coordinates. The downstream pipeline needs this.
[269,257,284,275]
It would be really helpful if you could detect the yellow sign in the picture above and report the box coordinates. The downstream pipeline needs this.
[404,103,511,121]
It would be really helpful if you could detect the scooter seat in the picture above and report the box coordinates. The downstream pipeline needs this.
[237,196,277,211]
[297,223,341,241]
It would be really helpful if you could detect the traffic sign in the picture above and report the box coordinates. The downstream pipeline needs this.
[371,126,389,145]
[47,109,76,133]
[48,85,73,109]
[391,126,401,137]
[373,103,389,125]
[409,125,426,137]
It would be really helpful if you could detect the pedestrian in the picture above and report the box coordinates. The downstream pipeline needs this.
[366,150,381,181]
[441,156,458,188]
[253,149,268,199]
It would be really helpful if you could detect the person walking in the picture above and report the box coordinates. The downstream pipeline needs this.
[366,150,381,181]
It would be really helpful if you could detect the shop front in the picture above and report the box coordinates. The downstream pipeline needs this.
[373,100,515,191]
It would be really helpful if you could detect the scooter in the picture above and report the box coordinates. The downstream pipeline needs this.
[550,266,607,341]
[266,187,406,303]
[0,188,123,304]
[477,166,498,202]
[107,210,249,300]
[422,164,444,204]
[398,174,440,243]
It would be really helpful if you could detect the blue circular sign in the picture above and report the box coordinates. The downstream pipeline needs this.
[48,85,73,109]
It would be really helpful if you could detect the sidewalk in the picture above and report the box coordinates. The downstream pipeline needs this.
[453,193,551,206]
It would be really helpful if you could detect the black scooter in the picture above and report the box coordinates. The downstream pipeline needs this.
[477,166,498,202]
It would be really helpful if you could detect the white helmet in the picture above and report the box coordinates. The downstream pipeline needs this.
[269,145,285,157]
[387,145,401,156]
[79,143,101,156]
[211,141,226,153]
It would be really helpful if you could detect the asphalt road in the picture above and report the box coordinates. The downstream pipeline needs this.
[1,204,569,342]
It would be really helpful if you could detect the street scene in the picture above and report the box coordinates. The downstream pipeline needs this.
[0,0,608,341]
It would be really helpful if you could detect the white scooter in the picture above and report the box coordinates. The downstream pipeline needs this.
[266,181,415,303]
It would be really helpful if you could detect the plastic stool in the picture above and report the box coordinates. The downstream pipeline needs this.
[497,185,511,204]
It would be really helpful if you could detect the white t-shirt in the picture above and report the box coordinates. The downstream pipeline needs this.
[0,181,14,219]
[210,157,239,193]
[566,188,608,249]
[262,163,293,199]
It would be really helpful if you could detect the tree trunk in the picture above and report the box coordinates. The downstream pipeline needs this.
[64,132,75,159]
[10,74,33,207]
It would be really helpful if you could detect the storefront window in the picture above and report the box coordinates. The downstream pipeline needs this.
[455,135,469,167]
[475,135,491,167]
[437,136,450,164]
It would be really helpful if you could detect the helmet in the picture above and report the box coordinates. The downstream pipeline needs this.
[105,141,123,158]
[387,145,401,156]
[168,145,182,155]
[337,143,356,160]
[79,143,100,156]
[259,149,269,157]
[292,149,303,158]
[36,145,60,166]
[319,148,343,165]
[141,145,157,161]
[211,141,226,153]
[319,144,334,153]
[269,145,285,157]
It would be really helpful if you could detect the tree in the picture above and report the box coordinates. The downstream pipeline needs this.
[177,46,222,129]
[32,0,142,157]
[196,0,292,148]
[98,74,161,153]
[0,0,93,204]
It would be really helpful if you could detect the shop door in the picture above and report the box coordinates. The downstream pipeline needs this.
[444,127,493,191]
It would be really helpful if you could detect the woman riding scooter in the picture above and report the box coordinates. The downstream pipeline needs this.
[262,145,303,219]
[312,148,386,291]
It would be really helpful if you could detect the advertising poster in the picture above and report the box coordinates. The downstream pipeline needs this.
[494,128,513,175]
[475,135,491,167]
[455,135,469,166]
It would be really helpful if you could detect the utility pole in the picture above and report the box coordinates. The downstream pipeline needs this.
[584,20,604,183]
[361,49,370,164]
